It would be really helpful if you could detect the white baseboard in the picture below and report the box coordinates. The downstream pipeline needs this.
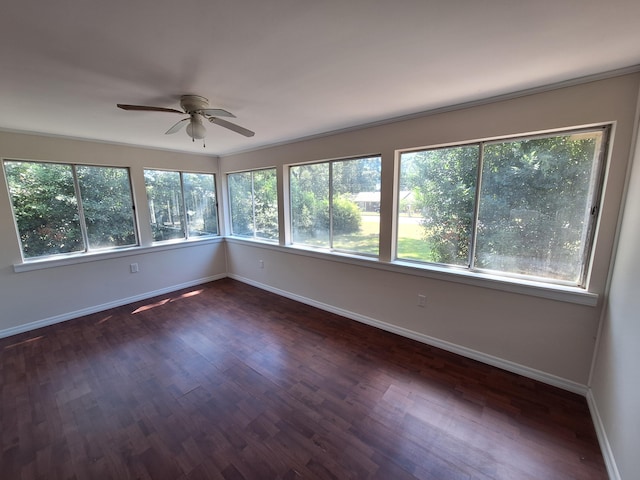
[229,274,589,396]
[586,390,621,480]
[0,274,227,340]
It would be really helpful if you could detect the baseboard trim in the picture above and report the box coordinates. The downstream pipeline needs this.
[586,390,621,480]
[230,274,589,396]
[0,274,227,340]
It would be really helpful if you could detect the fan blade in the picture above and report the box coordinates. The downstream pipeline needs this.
[165,118,189,135]
[117,104,184,114]
[198,108,235,118]
[208,117,255,137]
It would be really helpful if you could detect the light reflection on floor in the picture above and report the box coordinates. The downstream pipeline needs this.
[131,289,204,314]
[3,335,44,349]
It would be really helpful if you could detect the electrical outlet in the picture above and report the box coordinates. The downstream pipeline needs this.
[259,260,264,269]
[130,263,139,273]
[418,294,426,307]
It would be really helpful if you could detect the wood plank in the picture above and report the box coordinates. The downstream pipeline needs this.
[0,278,607,479]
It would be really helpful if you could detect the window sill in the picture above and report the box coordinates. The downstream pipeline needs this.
[13,237,224,273]
[14,235,599,307]
[227,234,279,244]
[390,259,599,306]
[224,237,599,307]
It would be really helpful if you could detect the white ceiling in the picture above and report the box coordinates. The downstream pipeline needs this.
[1,0,640,156]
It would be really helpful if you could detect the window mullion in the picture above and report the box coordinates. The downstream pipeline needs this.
[179,172,188,239]
[251,172,257,239]
[72,165,90,252]
[328,162,334,249]
[468,143,484,270]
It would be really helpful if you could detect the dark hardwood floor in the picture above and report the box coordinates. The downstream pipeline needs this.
[0,278,607,479]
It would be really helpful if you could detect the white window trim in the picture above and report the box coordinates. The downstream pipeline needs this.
[227,167,279,241]
[394,125,610,290]
[144,168,220,242]
[12,237,224,273]
[4,160,140,259]
[288,154,382,254]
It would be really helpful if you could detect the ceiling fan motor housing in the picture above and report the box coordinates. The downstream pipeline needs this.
[180,95,209,113]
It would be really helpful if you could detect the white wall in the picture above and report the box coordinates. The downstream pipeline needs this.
[221,73,640,389]
[226,241,599,388]
[589,98,640,479]
[0,132,227,337]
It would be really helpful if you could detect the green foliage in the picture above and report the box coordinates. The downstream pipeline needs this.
[144,170,185,241]
[292,191,323,237]
[476,134,599,280]
[400,145,479,265]
[229,169,278,240]
[183,173,218,236]
[316,195,362,234]
[290,163,329,242]
[333,157,380,194]
[77,166,136,248]
[400,130,603,282]
[252,169,278,239]
[290,158,379,248]
[228,172,253,236]
[144,170,218,240]
[4,161,136,258]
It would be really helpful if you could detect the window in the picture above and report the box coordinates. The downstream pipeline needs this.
[290,155,381,256]
[144,169,218,241]
[3,160,137,259]
[228,168,278,241]
[397,127,608,286]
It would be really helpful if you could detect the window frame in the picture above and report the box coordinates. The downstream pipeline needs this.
[288,154,382,257]
[3,159,139,262]
[395,125,610,288]
[143,168,219,243]
[182,171,220,238]
[227,167,279,242]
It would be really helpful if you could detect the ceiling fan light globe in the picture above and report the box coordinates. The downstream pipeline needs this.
[186,121,206,139]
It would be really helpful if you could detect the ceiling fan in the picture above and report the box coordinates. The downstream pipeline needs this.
[117,95,254,145]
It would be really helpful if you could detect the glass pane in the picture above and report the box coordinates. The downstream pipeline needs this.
[290,163,330,247]
[144,170,185,241]
[4,160,84,258]
[397,145,479,266]
[183,173,218,237]
[252,169,278,241]
[476,131,603,283]
[228,171,254,237]
[332,156,381,255]
[77,166,137,249]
